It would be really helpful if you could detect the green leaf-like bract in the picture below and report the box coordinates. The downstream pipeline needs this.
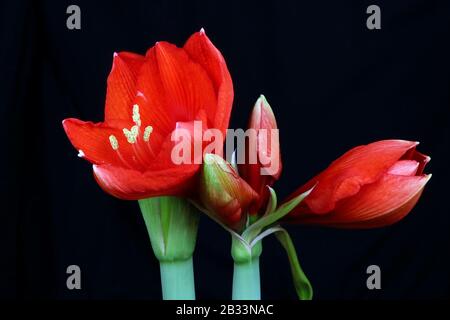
[243,186,313,243]
[139,196,200,262]
[275,227,313,300]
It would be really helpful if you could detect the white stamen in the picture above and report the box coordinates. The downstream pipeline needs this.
[143,126,153,142]
[109,135,119,150]
[77,150,85,158]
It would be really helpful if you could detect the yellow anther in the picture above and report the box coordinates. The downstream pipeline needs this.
[117,104,153,147]
[123,125,139,144]
[132,104,141,127]
[143,126,153,142]
[109,135,119,150]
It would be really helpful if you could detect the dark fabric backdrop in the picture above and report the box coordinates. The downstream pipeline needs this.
[0,0,449,299]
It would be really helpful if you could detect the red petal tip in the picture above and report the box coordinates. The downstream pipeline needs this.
[62,118,75,131]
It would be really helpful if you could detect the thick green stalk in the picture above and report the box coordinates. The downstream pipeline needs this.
[232,257,261,300]
[231,235,262,300]
[160,258,195,300]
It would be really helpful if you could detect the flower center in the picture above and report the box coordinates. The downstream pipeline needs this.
[108,104,154,150]
[108,104,155,169]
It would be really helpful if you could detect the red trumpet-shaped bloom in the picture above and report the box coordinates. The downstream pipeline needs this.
[284,140,431,228]
[62,30,233,200]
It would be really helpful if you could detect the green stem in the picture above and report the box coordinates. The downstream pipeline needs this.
[159,258,195,300]
[232,257,261,300]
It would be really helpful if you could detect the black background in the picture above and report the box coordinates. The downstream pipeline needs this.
[1,0,449,299]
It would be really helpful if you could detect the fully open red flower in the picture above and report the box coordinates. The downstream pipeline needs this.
[283,140,431,228]
[62,30,233,200]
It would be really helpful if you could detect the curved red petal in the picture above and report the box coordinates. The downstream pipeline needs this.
[62,118,135,166]
[148,114,208,172]
[292,174,431,228]
[104,52,145,122]
[93,163,200,200]
[133,49,175,136]
[151,41,216,125]
[183,30,234,136]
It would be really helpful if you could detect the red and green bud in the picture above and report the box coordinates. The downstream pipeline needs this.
[200,153,258,230]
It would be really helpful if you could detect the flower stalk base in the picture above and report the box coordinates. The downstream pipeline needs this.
[160,258,195,300]
[231,235,262,300]
[232,258,261,300]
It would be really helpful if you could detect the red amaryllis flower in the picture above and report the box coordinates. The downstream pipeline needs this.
[239,95,282,214]
[283,140,431,228]
[62,30,233,200]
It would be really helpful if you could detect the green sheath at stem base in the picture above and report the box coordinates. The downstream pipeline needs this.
[232,258,261,300]
[139,197,199,300]
[160,258,195,300]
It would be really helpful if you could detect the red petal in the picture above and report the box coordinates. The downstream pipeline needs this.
[149,110,208,171]
[184,30,234,136]
[93,162,200,200]
[62,118,134,166]
[402,149,430,175]
[133,41,218,137]
[133,49,176,136]
[152,41,216,123]
[387,160,419,176]
[104,52,145,122]
[293,174,431,228]
[288,140,420,214]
